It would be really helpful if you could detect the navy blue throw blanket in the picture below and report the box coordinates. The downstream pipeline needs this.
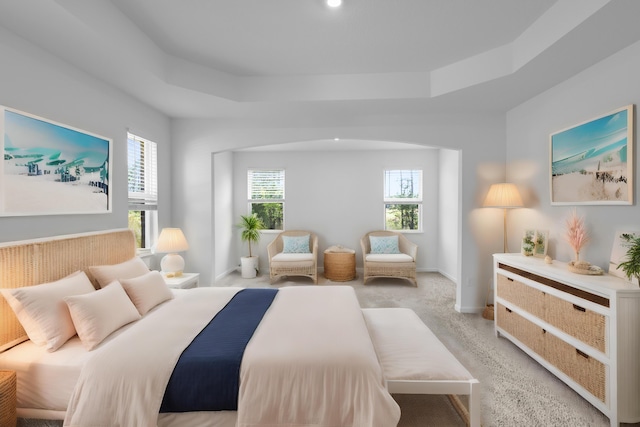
[160,288,278,412]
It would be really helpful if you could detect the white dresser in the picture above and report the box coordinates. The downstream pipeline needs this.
[493,254,640,427]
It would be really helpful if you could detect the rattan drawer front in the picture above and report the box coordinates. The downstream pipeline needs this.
[496,303,545,356]
[544,332,606,403]
[544,293,606,352]
[496,274,545,319]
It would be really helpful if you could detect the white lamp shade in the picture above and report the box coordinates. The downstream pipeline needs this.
[483,183,523,208]
[156,228,189,253]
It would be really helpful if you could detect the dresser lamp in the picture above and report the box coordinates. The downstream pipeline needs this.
[156,228,189,277]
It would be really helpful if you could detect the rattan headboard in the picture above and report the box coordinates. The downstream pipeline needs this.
[0,228,136,351]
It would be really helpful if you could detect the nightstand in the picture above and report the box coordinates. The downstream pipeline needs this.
[163,272,200,289]
[0,370,16,427]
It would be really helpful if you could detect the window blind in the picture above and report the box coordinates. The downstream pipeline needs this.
[384,169,422,201]
[128,133,158,210]
[248,169,285,200]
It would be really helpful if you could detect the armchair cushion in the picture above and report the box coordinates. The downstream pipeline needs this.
[272,253,315,262]
[282,234,311,253]
[369,235,400,254]
[365,253,414,263]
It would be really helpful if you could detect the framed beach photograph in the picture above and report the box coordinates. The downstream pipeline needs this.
[1,106,111,216]
[550,104,634,205]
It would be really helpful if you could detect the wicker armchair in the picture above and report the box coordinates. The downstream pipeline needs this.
[267,230,318,284]
[360,231,417,286]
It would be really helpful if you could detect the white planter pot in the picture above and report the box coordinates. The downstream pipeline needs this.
[241,256,259,278]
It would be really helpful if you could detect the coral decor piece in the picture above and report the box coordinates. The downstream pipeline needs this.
[565,208,589,262]
[564,208,603,275]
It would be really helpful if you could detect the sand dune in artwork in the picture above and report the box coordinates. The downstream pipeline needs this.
[552,172,628,203]
[1,174,108,213]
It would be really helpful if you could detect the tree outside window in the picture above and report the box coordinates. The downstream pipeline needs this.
[384,170,422,231]
[248,169,284,230]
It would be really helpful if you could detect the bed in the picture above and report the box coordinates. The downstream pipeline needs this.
[0,229,401,427]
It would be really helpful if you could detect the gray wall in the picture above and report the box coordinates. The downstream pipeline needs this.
[506,39,640,270]
[0,25,171,243]
[230,149,439,274]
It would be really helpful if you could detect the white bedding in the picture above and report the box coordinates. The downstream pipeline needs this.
[63,286,400,427]
[0,337,87,417]
[238,286,400,426]
[0,334,238,426]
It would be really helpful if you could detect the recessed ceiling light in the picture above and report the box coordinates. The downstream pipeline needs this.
[327,0,342,8]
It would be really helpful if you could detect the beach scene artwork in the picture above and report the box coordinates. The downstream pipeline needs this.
[1,107,111,215]
[550,104,633,205]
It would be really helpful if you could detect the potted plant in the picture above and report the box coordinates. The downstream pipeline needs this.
[616,233,640,285]
[237,213,264,278]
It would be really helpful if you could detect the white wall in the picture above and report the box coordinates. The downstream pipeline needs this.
[229,149,438,273]
[0,25,171,243]
[0,20,507,313]
[438,148,460,282]
[172,114,505,312]
[506,39,640,269]
[212,151,235,279]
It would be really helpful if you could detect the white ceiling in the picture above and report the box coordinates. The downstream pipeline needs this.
[110,0,555,76]
[2,0,640,126]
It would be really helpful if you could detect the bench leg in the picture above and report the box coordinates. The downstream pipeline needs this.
[468,380,481,427]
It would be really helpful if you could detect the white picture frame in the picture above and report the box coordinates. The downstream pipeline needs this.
[1,106,111,216]
[533,230,549,258]
[609,230,640,285]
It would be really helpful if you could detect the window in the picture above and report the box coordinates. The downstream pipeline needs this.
[248,169,284,230]
[128,133,158,249]
[384,169,422,231]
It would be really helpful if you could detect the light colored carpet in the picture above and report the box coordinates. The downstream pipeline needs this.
[20,271,635,427]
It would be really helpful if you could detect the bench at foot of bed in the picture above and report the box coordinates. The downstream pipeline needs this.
[363,308,480,427]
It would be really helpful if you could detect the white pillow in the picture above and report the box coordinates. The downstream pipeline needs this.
[119,271,174,315]
[0,271,95,352]
[64,281,141,350]
[89,257,150,288]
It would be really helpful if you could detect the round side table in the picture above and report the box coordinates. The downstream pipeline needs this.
[324,246,356,281]
[0,370,16,427]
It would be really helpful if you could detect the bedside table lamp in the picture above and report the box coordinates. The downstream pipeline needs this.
[156,228,189,277]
